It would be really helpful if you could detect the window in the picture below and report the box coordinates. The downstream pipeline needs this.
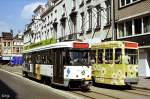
[125,49,138,64]
[90,50,96,64]
[105,49,113,64]
[71,15,77,33]
[53,23,58,34]
[134,18,142,34]
[120,0,140,7]
[8,42,10,46]
[115,48,122,64]
[125,20,132,36]
[120,0,125,6]
[81,12,84,33]
[105,0,111,25]
[143,16,150,33]
[73,0,76,8]
[4,42,6,46]
[17,47,19,53]
[96,5,101,28]
[118,22,124,37]
[117,15,150,38]
[126,0,131,4]
[61,19,66,37]
[98,49,103,64]
[88,9,92,30]
[63,50,90,66]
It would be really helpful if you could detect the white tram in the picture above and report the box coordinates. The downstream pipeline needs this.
[22,41,92,89]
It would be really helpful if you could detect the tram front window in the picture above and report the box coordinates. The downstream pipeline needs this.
[125,49,138,65]
[64,50,90,66]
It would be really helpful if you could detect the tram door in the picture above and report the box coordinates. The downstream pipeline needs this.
[53,49,64,84]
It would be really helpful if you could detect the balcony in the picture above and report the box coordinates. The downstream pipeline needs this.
[86,0,91,4]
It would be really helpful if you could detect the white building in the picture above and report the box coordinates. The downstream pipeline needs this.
[24,0,112,48]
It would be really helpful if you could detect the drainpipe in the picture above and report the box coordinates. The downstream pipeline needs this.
[111,0,115,41]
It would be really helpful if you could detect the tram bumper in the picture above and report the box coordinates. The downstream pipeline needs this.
[124,78,139,85]
[68,79,92,89]
[80,78,92,90]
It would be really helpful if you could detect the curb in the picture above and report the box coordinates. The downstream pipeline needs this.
[132,85,150,91]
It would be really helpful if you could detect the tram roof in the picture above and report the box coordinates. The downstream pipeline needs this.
[91,41,138,49]
[23,40,89,53]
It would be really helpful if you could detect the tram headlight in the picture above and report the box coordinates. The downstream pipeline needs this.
[84,81,89,85]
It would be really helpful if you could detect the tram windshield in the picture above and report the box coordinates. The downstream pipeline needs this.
[125,49,138,65]
[63,50,91,66]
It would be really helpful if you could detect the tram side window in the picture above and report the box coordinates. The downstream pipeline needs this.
[46,50,52,64]
[23,54,27,63]
[31,52,36,64]
[115,48,122,64]
[105,49,113,64]
[90,50,96,64]
[63,51,71,65]
[98,49,103,64]
[36,54,41,64]
[125,49,138,64]
[27,54,31,63]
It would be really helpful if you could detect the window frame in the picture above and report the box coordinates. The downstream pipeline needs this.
[119,0,141,8]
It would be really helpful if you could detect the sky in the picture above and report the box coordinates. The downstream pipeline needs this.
[0,0,46,36]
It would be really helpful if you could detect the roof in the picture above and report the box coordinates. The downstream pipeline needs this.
[23,40,88,53]
[33,5,43,13]
[91,41,138,49]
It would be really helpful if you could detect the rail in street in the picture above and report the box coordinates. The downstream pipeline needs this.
[0,65,150,99]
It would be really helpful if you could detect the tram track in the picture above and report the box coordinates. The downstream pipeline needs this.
[71,90,120,99]
[121,88,150,97]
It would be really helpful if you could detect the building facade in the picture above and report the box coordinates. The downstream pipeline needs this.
[0,32,23,63]
[115,0,150,76]
[1,32,13,61]
[24,0,112,49]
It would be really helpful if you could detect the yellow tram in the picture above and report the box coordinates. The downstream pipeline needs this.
[91,41,139,86]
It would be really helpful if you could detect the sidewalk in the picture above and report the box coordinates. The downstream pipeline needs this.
[0,65,22,75]
[132,77,150,90]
